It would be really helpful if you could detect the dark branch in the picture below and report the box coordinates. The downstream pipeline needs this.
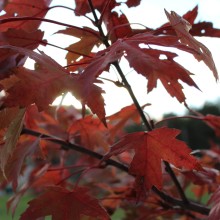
[87,0,190,205]
[21,127,210,216]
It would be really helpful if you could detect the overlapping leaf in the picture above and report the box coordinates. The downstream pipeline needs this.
[104,127,201,189]
[0,138,44,190]
[104,11,133,43]
[165,9,218,81]
[74,0,141,16]
[0,108,25,174]
[56,27,101,64]
[78,32,200,103]
[0,46,106,122]
[68,115,109,150]
[20,186,109,220]
[208,187,220,220]
[0,0,52,32]
[0,29,44,79]
[203,114,220,137]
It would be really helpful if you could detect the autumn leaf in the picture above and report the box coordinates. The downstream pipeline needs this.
[104,11,133,43]
[104,127,201,189]
[203,114,220,137]
[0,29,44,79]
[79,34,199,103]
[190,22,220,37]
[208,187,220,220]
[68,115,110,150]
[0,137,44,190]
[0,107,19,129]
[107,104,150,140]
[0,46,106,122]
[183,5,198,25]
[20,186,110,220]
[0,108,25,173]
[0,0,52,32]
[74,0,118,16]
[56,27,101,64]
[165,9,218,81]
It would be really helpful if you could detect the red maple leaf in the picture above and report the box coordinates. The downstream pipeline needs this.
[104,127,201,189]
[165,9,218,81]
[68,115,110,150]
[207,187,220,220]
[203,114,220,137]
[0,46,106,122]
[0,29,44,79]
[20,186,110,220]
[79,32,199,103]
[0,138,44,190]
[74,0,118,16]
[104,11,133,43]
[0,0,52,32]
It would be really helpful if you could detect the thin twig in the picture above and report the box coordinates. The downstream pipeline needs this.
[21,128,128,172]
[0,17,101,39]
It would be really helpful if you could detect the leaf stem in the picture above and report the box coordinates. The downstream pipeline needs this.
[87,0,110,46]
[112,62,153,131]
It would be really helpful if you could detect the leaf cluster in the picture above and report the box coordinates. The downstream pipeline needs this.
[0,0,220,219]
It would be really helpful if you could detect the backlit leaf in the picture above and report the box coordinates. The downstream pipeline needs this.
[165,9,218,81]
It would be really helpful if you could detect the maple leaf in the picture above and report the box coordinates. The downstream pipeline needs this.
[107,104,150,140]
[0,107,19,129]
[79,34,199,103]
[203,114,220,137]
[68,115,110,150]
[165,9,218,81]
[0,137,44,190]
[190,22,220,37]
[74,0,118,16]
[0,0,52,32]
[0,29,44,79]
[74,0,141,16]
[181,167,218,185]
[104,11,133,43]
[56,27,101,65]
[104,127,201,189]
[0,46,106,122]
[183,5,198,25]
[20,186,110,220]
[0,108,25,174]
[207,187,220,220]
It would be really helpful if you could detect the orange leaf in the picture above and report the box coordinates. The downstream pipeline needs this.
[56,27,101,64]
[104,127,201,189]
[68,115,109,150]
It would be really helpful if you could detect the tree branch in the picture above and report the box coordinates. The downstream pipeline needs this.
[0,17,101,39]
[87,0,190,206]
[21,127,210,216]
